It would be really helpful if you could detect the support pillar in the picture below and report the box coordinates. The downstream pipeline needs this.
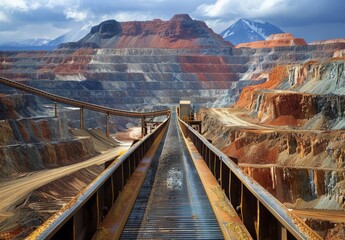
[54,101,58,118]
[106,112,110,138]
[141,116,146,137]
[80,107,84,130]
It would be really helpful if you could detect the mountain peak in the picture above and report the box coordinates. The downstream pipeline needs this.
[66,15,232,49]
[90,20,122,38]
[220,18,284,45]
[170,14,193,21]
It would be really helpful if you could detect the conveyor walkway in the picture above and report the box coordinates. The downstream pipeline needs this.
[120,112,223,239]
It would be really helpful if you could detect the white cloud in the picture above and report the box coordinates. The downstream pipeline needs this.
[64,8,89,21]
[0,0,29,11]
[112,12,158,22]
[0,12,9,22]
[45,0,76,9]
[197,0,291,19]
[0,0,46,12]
[0,0,78,12]
[197,0,231,17]
[204,18,236,33]
[29,2,41,10]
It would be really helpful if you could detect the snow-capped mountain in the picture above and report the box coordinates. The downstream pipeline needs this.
[0,24,92,51]
[220,19,284,45]
[48,24,92,47]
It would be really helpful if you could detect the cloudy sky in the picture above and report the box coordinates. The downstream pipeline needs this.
[0,0,344,44]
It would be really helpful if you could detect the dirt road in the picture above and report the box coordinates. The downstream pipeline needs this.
[290,209,345,223]
[208,108,325,134]
[209,108,270,129]
[239,163,344,172]
[0,146,129,222]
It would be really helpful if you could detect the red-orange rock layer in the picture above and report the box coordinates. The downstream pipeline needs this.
[235,65,288,109]
[236,33,307,48]
[254,91,317,124]
[267,115,305,126]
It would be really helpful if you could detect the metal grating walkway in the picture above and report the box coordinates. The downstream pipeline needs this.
[120,112,223,239]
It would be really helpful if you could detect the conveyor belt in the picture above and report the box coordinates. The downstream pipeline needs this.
[121,112,223,239]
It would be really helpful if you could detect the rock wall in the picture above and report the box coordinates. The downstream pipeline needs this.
[201,108,345,207]
[202,116,345,168]
[235,60,345,128]
[199,47,345,218]
[0,94,117,179]
[1,43,345,111]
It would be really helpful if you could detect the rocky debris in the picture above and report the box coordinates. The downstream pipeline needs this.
[236,33,307,48]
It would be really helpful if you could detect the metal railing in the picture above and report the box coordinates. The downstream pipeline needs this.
[178,118,322,240]
[27,115,170,240]
[0,76,169,118]
[0,76,170,136]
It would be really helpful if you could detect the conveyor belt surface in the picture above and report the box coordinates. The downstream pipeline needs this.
[121,112,223,239]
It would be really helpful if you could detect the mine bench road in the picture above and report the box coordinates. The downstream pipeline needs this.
[0,77,322,239]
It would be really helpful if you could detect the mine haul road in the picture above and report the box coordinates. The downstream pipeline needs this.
[209,108,269,129]
[0,146,129,222]
[209,108,326,134]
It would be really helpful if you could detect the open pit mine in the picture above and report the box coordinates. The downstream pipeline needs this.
[0,14,345,239]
